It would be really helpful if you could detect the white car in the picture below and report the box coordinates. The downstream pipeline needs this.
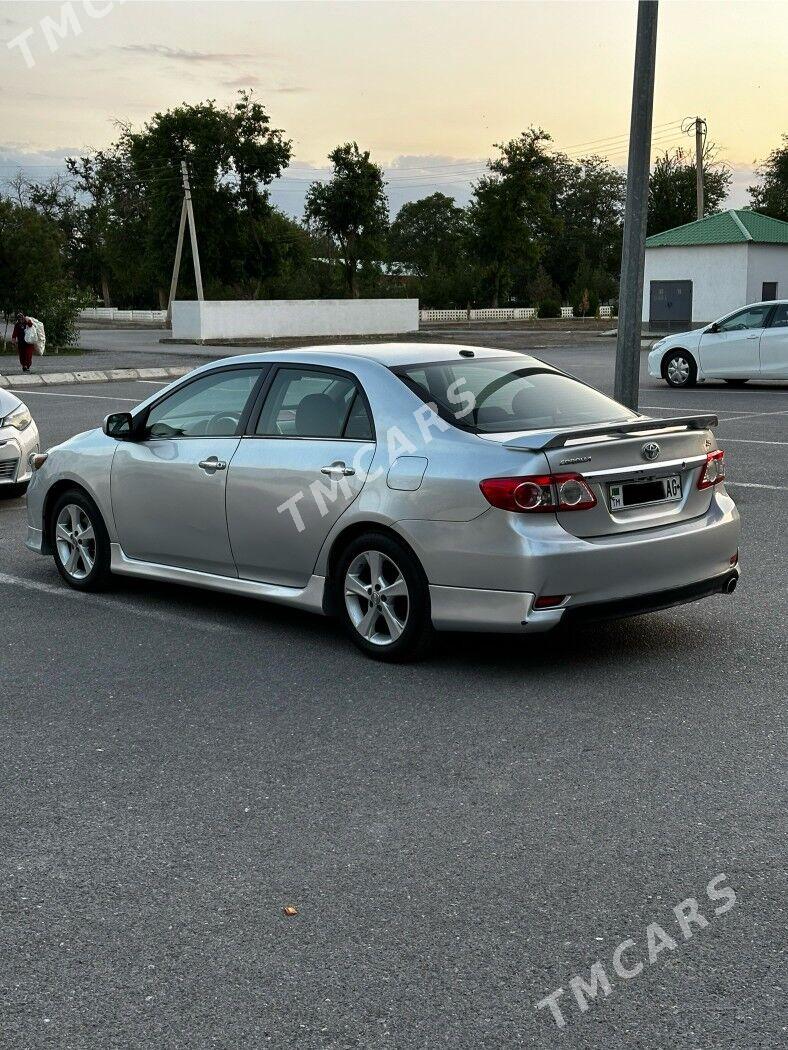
[0,388,40,498]
[648,300,788,387]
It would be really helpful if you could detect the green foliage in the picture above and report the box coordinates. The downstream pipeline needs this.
[468,128,557,306]
[541,154,625,301]
[389,193,474,306]
[748,135,788,222]
[304,142,389,297]
[0,196,85,348]
[647,148,731,235]
[538,298,561,318]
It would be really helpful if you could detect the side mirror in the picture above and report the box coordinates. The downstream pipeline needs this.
[103,411,134,439]
[708,322,720,334]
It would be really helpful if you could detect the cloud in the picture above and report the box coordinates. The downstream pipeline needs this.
[221,75,307,94]
[117,44,264,64]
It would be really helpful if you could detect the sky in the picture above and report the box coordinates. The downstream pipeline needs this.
[1,0,786,217]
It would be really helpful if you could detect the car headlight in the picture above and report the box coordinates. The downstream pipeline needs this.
[1,404,32,432]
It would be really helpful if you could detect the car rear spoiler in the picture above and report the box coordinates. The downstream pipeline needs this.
[502,414,719,451]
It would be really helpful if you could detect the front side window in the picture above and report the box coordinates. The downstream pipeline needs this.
[145,369,261,438]
[395,360,635,433]
[257,368,372,439]
[717,305,772,332]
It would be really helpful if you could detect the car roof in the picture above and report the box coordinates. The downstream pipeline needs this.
[209,343,537,369]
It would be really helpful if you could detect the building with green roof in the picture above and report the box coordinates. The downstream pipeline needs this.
[643,210,788,327]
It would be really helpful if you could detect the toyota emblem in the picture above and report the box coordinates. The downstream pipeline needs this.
[641,441,660,461]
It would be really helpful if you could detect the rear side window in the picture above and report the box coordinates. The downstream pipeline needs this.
[770,304,788,328]
[395,360,635,433]
[257,367,373,439]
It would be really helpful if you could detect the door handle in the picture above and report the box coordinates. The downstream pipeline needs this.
[746,334,759,340]
[198,457,227,473]
[320,461,355,478]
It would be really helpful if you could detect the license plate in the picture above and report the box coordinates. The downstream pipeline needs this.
[609,474,682,511]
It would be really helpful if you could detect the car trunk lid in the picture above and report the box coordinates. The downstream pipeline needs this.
[499,415,718,538]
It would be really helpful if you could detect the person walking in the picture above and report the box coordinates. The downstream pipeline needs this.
[11,312,35,372]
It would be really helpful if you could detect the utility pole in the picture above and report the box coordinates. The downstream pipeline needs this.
[694,116,706,220]
[614,0,659,411]
[166,159,204,327]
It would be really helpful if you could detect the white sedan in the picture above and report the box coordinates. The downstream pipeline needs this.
[0,388,40,498]
[648,300,788,387]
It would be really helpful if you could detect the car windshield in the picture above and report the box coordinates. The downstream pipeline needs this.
[394,359,636,433]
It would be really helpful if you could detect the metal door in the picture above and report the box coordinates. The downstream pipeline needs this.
[649,281,693,327]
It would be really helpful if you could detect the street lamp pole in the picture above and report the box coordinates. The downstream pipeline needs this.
[614,0,659,411]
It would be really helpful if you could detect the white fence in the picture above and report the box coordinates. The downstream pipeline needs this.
[419,306,614,323]
[420,307,538,323]
[79,308,167,323]
[81,303,613,328]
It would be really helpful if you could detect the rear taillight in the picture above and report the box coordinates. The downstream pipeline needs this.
[480,473,597,513]
[697,450,725,489]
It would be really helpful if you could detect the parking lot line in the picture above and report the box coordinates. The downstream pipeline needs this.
[7,390,139,402]
[0,572,226,633]
[717,438,788,446]
[725,481,788,491]
[719,408,788,422]
[640,404,784,417]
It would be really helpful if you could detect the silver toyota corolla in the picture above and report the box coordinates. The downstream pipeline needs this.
[25,345,741,660]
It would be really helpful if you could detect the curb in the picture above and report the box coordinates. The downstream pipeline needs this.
[0,366,192,389]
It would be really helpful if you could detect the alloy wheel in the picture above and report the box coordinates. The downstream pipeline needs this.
[666,355,690,385]
[55,503,96,581]
[344,549,410,647]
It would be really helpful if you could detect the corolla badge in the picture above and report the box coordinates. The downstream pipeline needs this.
[641,441,660,461]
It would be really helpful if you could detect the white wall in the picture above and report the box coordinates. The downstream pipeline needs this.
[642,244,749,324]
[745,245,788,304]
[172,299,419,342]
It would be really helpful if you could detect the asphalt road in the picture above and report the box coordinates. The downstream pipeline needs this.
[1,346,786,1049]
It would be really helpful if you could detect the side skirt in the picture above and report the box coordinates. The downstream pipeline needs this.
[109,544,327,615]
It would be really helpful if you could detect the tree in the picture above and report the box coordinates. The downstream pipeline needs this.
[0,196,83,348]
[647,147,731,235]
[389,193,473,306]
[748,135,788,222]
[541,153,625,303]
[304,142,389,297]
[389,193,466,273]
[468,128,557,306]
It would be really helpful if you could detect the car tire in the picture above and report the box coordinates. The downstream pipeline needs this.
[49,488,112,592]
[663,350,697,388]
[0,481,28,500]
[334,532,433,662]
[724,378,749,387]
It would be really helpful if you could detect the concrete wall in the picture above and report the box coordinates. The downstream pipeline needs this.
[745,245,788,304]
[642,244,749,324]
[172,299,419,342]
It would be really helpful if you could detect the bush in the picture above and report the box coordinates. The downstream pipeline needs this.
[538,298,561,318]
[35,283,90,350]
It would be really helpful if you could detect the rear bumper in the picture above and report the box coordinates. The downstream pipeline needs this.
[561,567,739,625]
[413,490,741,633]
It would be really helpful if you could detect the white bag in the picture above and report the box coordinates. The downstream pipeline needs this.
[27,317,46,355]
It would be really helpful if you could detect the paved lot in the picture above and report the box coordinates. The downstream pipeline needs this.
[1,344,786,1049]
[2,323,637,378]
